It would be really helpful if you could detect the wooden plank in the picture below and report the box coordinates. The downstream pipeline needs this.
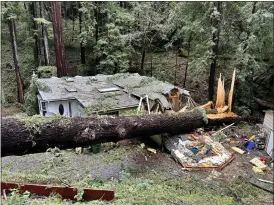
[1,182,114,201]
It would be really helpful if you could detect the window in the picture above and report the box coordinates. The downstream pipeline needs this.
[68,101,72,117]
[40,101,47,116]
[59,104,64,115]
[41,102,46,110]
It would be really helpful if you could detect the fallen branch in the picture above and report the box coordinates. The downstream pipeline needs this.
[249,181,274,195]
[212,123,235,136]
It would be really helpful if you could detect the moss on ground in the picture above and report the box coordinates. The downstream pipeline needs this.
[1,144,272,205]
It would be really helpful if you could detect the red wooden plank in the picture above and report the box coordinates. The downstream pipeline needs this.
[1,182,114,201]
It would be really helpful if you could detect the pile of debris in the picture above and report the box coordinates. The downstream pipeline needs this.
[164,130,235,171]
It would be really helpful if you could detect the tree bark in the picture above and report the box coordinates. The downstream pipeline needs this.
[140,46,146,75]
[1,109,246,156]
[78,2,86,64]
[2,109,209,156]
[30,2,41,67]
[208,2,222,101]
[94,2,99,43]
[40,2,50,66]
[183,33,192,88]
[51,1,67,77]
[8,19,24,104]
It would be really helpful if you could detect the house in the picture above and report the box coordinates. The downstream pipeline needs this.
[36,73,190,117]
[262,110,273,157]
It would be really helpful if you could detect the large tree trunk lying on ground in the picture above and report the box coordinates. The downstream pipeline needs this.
[1,109,243,156]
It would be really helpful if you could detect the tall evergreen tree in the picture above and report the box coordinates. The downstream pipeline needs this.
[208,2,222,101]
[3,2,24,104]
[29,2,41,67]
[40,1,50,66]
[51,1,67,77]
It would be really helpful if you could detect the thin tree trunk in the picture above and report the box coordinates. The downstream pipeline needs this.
[183,34,192,88]
[72,11,75,32]
[8,20,24,104]
[1,87,6,103]
[208,2,222,101]
[30,2,41,67]
[94,2,99,43]
[40,2,50,66]
[45,3,52,22]
[150,56,153,77]
[79,2,86,64]
[140,44,146,75]
[51,1,67,77]
[174,52,177,85]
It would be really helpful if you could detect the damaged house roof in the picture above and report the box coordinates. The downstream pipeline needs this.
[37,73,190,112]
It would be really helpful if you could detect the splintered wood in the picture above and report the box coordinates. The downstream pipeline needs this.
[228,69,236,112]
[215,73,225,109]
[207,112,238,119]
[200,69,238,119]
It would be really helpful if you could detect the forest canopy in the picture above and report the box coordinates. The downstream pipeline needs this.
[1,1,273,116]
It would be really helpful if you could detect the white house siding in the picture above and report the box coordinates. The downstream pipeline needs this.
[263,110,273,157]
[70,100,81,117]
[38,99,81,117]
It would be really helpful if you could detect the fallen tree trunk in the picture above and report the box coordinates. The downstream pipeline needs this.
[1,109,241,156]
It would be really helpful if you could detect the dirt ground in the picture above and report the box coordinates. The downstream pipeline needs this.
[2,137,274,205]
[1,107,273,204]
[1,104,24,117]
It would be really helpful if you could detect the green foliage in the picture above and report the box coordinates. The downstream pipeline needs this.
[1,1,273,116]
[76,64,90,76]
[94,3,133,74]
[24,74,39,116]
[74,188,84,201]
[3,189,30,205]
[78,2,96,47]
[37,66,57,78]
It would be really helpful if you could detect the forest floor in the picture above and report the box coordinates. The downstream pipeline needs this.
[1,107,274,205]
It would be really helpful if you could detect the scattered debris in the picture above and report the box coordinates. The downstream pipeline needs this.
[147,148,157,154]
[252,166,264,174]
[212,123,235,136]
[75,147,83,154]
[2,189,7,200]
[1,182,114,201]
[256,178,274,184]
[164,133,235,170]
[231,147,245,154]
[250,157,267,170]
[140,143,145,149]
[245,140,256,152]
